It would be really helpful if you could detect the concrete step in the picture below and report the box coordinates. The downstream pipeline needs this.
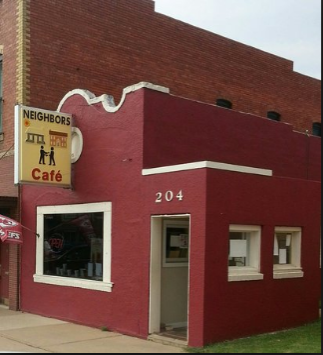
[148,334,187,348]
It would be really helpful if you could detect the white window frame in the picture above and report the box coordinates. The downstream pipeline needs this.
[162,220,190,268]
[273,227,304,279]
[34,202,113,292]
[228,225,263,282]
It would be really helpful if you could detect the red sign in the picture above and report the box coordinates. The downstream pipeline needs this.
[0,215,23,244]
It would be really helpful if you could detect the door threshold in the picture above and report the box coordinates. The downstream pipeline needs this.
[148,333,187,348]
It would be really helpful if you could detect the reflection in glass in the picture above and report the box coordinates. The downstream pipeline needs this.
[43,212,104,280]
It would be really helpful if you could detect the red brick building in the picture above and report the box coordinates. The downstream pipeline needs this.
[19,83,321,347]
[0,0,321,330]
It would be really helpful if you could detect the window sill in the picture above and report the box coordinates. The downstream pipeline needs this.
[34,274,114,292]
[273,268,304,279]
[229,270,264,282]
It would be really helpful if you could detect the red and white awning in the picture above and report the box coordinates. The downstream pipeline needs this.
[0,214,23,244]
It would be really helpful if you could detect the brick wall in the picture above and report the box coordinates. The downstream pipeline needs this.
[0,0,19,198]
[0,197,20,310]
[0,0,19,201]
[0,154,17,197]
[0,0,321,159]
[9,243,20,311]
[26,0,320,134]
[0,0,18,153]
[0,0,19,310]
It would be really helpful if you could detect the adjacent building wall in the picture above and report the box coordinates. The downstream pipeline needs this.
[0,0,19,186]
[25,0,321,133]
[0,0,21,310]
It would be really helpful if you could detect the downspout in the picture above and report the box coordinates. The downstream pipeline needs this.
[305,130,310,180]
[12,0,31,311]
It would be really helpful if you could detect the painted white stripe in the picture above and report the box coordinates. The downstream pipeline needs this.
[142,161,273,177]
[57,82,170,113]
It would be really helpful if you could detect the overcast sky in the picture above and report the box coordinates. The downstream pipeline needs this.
[154,0,321,80]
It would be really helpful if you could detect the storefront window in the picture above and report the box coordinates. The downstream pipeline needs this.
[35,202,113,292]
[44,212,104,280]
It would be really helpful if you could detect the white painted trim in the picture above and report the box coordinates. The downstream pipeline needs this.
[275,227,302,233]
[149,218,163,334]
[142,161,273,177]
[14,105,20,185]
[152,214,190,219]
[162,220,189,268]
[228,225,262,282]
[35,202,113,293]
[57,82,170,113]
[33,275,113,292]
[273,269,304,279]
[230,225,262,232]
[229,273,264,282]
[149,214,191,336]
[71,127,83,164]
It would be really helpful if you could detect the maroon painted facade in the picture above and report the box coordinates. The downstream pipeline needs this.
[0,0,321,309]
[19,85,321,347]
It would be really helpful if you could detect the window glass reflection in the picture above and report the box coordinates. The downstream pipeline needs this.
[43,212,104,280]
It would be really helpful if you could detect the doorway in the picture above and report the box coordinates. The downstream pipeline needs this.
[149,215,190,342]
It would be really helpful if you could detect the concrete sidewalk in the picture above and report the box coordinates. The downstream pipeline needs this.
[0,306,185,353]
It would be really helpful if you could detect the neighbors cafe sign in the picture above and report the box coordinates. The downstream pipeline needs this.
[15,105,72,188]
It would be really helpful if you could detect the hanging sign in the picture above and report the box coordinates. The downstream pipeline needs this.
[0,214,23,244]
[14,105,72,188]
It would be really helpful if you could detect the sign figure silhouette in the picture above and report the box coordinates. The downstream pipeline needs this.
[49,147,56,166]
[39,146,48,165]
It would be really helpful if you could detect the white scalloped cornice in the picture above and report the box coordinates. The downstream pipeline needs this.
[57,82,170,113]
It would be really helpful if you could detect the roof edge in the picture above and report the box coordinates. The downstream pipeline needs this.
[57,82,170,113]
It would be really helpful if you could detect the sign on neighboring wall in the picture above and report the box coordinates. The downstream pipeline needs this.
[15,105,72,188]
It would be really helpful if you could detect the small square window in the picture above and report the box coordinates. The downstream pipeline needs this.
[312,122,321,137]
[216,98,232,109]
[273,227,304,279]
[228,225,263,282]
[267,111,281,121]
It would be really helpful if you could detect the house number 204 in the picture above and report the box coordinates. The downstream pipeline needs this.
[155,190,184,203]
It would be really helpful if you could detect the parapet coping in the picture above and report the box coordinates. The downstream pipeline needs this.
[57,82,170,113]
